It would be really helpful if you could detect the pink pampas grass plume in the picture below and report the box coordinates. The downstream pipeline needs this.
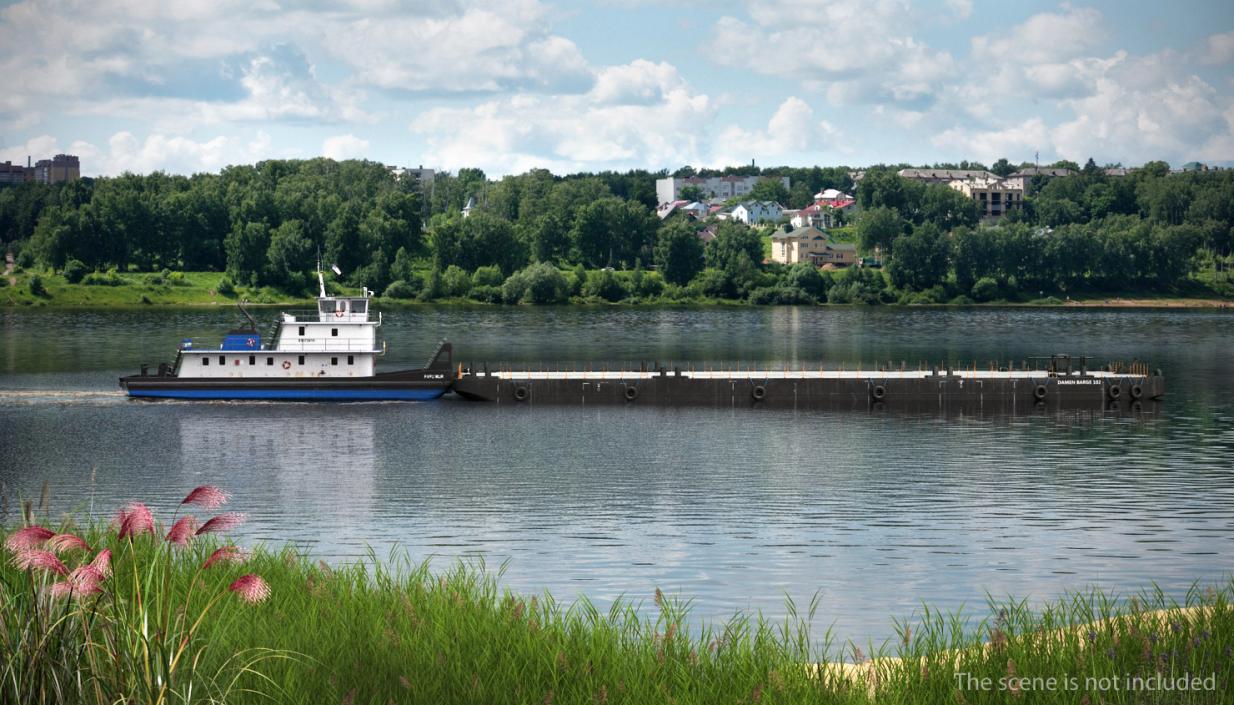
[48,565,105,598]
[117,503,155,539]
[195,513,245,536]
[4,525,55,552]
[165,517,197,546]
[181,485,229,510]
[12,549,69,576]
[47,533,91,554]
[90,549,112,578]
[203,545,246,569]
[228,574,271,604]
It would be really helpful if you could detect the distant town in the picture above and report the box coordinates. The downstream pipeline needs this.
[1,152,1230,308]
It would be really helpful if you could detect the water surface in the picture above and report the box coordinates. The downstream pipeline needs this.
[2,305,1232,645]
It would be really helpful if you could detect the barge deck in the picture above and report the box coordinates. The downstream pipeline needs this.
[452,356,1163,411]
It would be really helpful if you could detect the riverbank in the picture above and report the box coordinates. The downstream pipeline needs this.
[2,268,1232,308]
[2,509,1231,705]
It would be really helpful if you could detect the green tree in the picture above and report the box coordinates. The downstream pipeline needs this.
[887,223,950,292]
[679,185,703,202]
[991,158,1015,177]
[265,219,315,288]
[856,206,905,254]
[653,221,705,285]
[225,221,270,286]
[749,178,789,205]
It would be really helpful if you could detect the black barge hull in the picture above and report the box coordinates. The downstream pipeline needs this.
[453,367,1164,411]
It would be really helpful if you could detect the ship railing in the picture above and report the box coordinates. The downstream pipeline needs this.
[273,339,382,352]
[279,309,376,324]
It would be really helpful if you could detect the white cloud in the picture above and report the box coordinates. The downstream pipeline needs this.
[412,56,843,176]
[971,7,1105,65]
[318,2,592,94]
[711,97,839,165]
[1199,30,1234,65]
[0,130,284,176]
[944,0,972,19]
[709,0,954,108]
[322,134,371,160]
[932,118,1052,164]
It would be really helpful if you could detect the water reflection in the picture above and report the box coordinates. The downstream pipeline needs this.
[0,306,1232,643]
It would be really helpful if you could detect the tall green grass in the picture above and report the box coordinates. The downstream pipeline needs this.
[3,490,1231,704]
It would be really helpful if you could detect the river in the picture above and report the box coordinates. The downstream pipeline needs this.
[1,304,1232,646]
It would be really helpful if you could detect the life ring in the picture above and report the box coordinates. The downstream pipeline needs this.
[246,337,256,347]
[513,386,529,401]
[334,310,344,318]
[751,385,766,401]
[871,384,886,401]
[624,385,638,401]
[282,360,291,369]
[1107,384,1121,400]
[1130,384,1143,400]
[234,359,240,366]
[1033,384,1047,401]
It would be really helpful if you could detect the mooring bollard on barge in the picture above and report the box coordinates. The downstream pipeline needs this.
[451,354,1164,412]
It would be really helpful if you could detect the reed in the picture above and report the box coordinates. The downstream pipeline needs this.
[2,490,1231,704]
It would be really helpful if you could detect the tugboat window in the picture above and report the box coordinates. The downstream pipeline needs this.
[266,357,273,366]
[331,357,338,366]
[298,326,305,336]
[331,328,338,337]
[352,300,367,314]
[298,355,305,365]
[202,358,209,366]
[347,355,354,365]
[219,356,225,365]
[249,355,255,365]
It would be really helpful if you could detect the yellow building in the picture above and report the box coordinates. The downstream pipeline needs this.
[770,226,857,267]
[948,176,1022,221]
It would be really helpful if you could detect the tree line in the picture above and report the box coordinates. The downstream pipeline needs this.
[0,157,1230,305]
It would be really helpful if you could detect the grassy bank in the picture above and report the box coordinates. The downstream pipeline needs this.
[4,268,1233,309]
[2,491,1231,704]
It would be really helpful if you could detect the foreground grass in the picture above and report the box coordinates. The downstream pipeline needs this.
[3,515,1232,704]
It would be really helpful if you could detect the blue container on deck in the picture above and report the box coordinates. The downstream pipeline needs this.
[220,333,261,351]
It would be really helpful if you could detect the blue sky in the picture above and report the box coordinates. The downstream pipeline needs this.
[1,0,1231,177]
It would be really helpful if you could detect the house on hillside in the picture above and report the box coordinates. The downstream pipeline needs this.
[730,200,783,225]
[791,198,857,229]
[770,226,856,267]
[1005,166,1075,192]
[898,168,997,185]
[948,176,1023,221]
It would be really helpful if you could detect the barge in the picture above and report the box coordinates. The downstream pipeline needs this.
[451,355,1163,411]
[119,271,453,401]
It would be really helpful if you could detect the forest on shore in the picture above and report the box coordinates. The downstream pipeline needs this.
[1,158,1231,306]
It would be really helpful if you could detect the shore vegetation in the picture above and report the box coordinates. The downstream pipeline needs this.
[2,488,1232,704]
[2,159,1232,308]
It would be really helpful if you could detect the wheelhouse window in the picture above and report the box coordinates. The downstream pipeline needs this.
[351,300,367,314]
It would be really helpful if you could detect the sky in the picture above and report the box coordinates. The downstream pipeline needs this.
[1,0,1232,178]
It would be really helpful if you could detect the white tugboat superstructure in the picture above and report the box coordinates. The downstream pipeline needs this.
[120,269,453,401]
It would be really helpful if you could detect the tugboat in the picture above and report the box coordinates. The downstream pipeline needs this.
[119,269,453,401]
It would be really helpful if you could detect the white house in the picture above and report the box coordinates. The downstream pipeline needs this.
[730,200,783,225]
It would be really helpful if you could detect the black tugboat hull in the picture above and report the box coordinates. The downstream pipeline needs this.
[120,369,453,401]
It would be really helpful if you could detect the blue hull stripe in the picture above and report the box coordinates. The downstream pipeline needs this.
[128,388,447,401]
